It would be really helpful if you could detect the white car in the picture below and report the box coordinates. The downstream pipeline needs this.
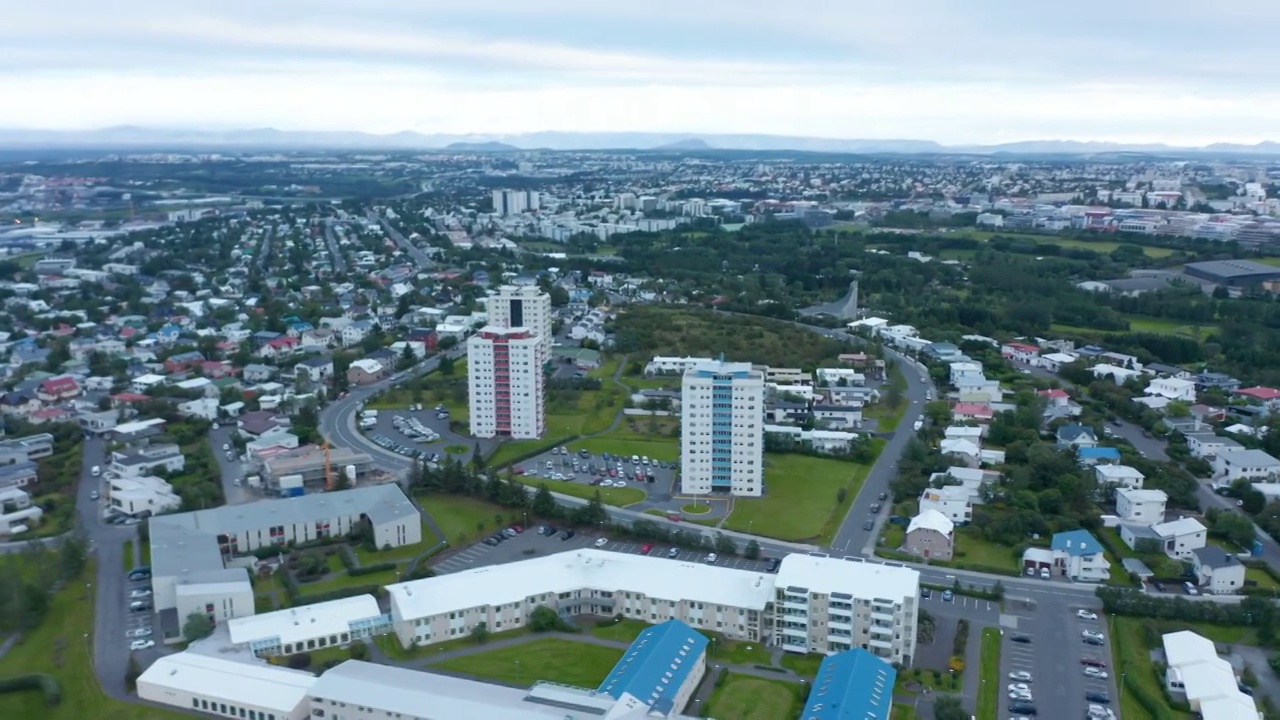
[130,589,152,599]
[126,628,152,638]
[706,553,719,564]
[1007,683,1030,693]
[600,480,614,488]
[1007,671,1033,682]
[1082,630,1106,642]
[1007,690,1033,701]
[1083,667,1109,679]
[222,443,230,451]
[1077,609,1099,620]
[129,639,155,651]
[593,538,608,548]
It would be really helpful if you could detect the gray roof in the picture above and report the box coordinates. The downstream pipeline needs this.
[1121,524,1160,541]
[1221,449,1280,468]
[148,485,417,580]
[113,444,182,467]
[1191,546,1240,569]
[1104,277,1176,293]
[1185,259,1280,280]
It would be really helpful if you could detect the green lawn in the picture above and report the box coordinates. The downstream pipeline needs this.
[938,228,1178,258]
[780,652,825,678]
[1110,617,1195,720]
[590,618,652,643]
[891,704,920,720]
[375,627,533,661]
[122,540,134,571]
[367,360,470,418]
[296,565,400,595]
[702,673,805,720]
[1052,315,1212,339]
[976,628,1001,720]
[879,522,906,551]
[712,636,774,667]
[514,477,646,507]
[1246,566,1280,591]
[417,494,520,547]
[353,519,440,564]
[433,638,623,688]
[722,453,874,543]
[952,528,1021,573]
[0,560,192,720]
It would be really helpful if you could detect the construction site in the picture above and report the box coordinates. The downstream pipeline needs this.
[256,441,377,496]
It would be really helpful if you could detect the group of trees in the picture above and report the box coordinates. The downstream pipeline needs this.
[0,532,88,635]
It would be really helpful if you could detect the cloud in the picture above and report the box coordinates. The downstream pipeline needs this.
[1,1,1278,142]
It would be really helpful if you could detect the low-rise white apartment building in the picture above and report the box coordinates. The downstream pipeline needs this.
[1114,488,1167,526]
[227,595,391,658]
[467,326,547,439]
[107,475,182,517]
[0,486,43,535]
[644,355,714,376]
[1122,517,1207,559]
[1214,449,1280,482]
[948,361,984,385]
[680,360,764,497]
[1095,464,1145,491]
[918,485,975,524]
[1163,631,1262,719]
[111,443,185,479]
[386,549,920,665]
[1185,433,1243,460]
[1146,377,1198,402]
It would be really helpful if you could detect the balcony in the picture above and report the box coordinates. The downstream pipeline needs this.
[871,611,896,624]
[869,638,894,650]
[828,620,852,633]
[869,624,894,636]
[781,636,808,653]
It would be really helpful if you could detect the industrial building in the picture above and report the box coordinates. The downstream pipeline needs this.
[259,444,375,492]
[800,648,897,720]
[147,485,420,643]
[467,326,547,439]
[680,360,765,497]
[1183,259,1280,287]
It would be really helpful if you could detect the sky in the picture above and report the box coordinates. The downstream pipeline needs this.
[3,1,1280,145]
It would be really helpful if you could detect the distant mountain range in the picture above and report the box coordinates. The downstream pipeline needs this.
[1,126,1279,156]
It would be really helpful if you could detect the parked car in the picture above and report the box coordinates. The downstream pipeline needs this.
[1083,667,1109,679]
[765,558,781,572]
[126,628,152,638]
[129,639,155,651]
[640,543,654,555]
[877,491,888,501]
[705,553,718,564]
[1183,581,1199,595]
[130,589,152,599]
[1081,630,1105,643]
[666,547,680,559]
[1084,692,1110,704]
[1008,671,1033,682]
[862,521,874,531]
[1007,703,1036,716]
[594,538,609,548]
[89,490,100,500]
[1080,656,1107,668]
[560,530,576,540]
[941,590,954,602]
[921,587,932,599]
[1082,636,1105,646]
[869,503,881,513]
[1010,634,1032,644]
[1076,610,1098,620]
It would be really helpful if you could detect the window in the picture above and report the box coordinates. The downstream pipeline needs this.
[193,699,200,708]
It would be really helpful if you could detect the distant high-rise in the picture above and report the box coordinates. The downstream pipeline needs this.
[491,189,540,217]
[680,360,764,497]
[467,327,546,439]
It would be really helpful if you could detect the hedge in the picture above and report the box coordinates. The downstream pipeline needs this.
[349,562,396,577]
[295,585,384,606]
[0,674,62,706]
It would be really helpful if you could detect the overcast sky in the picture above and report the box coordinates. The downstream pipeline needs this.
[3,1,1278,145]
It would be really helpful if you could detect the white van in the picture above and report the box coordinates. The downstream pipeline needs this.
[91,465,101,477]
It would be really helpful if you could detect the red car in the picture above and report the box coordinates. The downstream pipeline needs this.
[1081,656,1107,668]
[608,468,617,478]
[512,466,526,475]
[509,524,524,534]
[641,543,654,555]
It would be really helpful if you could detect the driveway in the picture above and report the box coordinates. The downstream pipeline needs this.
[209,424,256,505]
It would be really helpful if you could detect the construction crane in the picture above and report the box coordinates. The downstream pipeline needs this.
[323,440,336,492]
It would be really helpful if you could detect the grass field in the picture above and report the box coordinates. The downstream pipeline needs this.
[976,628,1001,720]
[940,228,1179,258]
[367,359,470,415]
[779,652,825,678]
[417,494,520,547]
[0,561,192,720]
[702,673,805,720]
[375,627,533,662]
[1109,617,1195,720]
[489,359,627,468]
[1052,314,1212,338]
[434,638,623,688]
[891,704,919,720]
[721,453,873,543]
[952,528,1022,572]
[568,415,680,462]
[613,306,848,370]
[589,618,651,643]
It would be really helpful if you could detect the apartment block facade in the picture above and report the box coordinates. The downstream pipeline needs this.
[467,326,546,439]
[485,285,553,352]
[680,360,765,497]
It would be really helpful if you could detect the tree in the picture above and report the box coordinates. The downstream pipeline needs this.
[529,605,569,632]
[714,533,737,556]
[439,356,455,376]
[744,539,761,560]
[932,695,967,720]
[182,612,215,643]
[532,484,557,518]
[470,622,490,645]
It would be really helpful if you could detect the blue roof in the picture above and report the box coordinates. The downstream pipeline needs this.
[800,648,896,720]
[1078,447,1121,459]
[597,619,707,713]
[1052,529,1104,557]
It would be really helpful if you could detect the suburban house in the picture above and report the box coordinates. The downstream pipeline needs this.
[1000,341,1040,364]
[1038,352,1077,373]
[37,376,81,403]
[1146,377,1198,402]
[1195,372,1241,393]
[904,509,955,561]
[0,487,43,535]
[810,403,863,429]
[1115,488,1168,526]
[1095,464,1146,491]
[347,358,389,386]
[0,462,38,491]
[1077,447,1122,466]
[242,364,277,384]
[1122,517,1207,558]
[1235,386,1280,411]
[110,444,186,479]
[949,361,984,385]
[1024,529,1110,582]
[163,350,206,374]
[1038,388,1082,422]
[1213,449,1280,482]
[294,356,335,384]
[918,485,975,524]
[1191,547,1246,595]
[951,402,994,423]
[237,411,288,439]
[1056,423,1098,449]
[1185,433,1244,460]
[107,475,183,517]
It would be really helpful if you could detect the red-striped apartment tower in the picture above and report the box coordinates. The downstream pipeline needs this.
[466,326,546,439]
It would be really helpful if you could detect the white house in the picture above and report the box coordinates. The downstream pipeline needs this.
[1095,464,1145,491]
[1115,488,1167,526]
[918,485,975,524]
[1185,433,1244,460]
[1214,449,1280,483]
[0,487,43,535]
[1028,530,1110,583]
[1038,352,1077,373]
[1163,630,1261,719]
[110,444,185,479]
[948,362,984,386]
[1191,547,1247,595]
[1121,517,1207,558]
[107,475,182,517]
[943,426,984,443]
[1146,377,1198,402]
[177,397,220,422]
[1091,363,1144,384]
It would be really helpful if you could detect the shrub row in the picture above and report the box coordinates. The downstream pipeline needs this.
[349,562,396,577]
[295,585,384,606]
[0,674,61,706]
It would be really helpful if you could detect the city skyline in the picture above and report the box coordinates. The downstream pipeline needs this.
[4,1,1280,145]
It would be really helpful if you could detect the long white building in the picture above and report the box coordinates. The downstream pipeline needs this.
[467,326,546,439]
[384,549,920,665]
[680,360,765,497]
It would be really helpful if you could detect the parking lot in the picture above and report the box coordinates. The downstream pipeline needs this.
[361,405,477,465]
[999,603,1118,720]
[124,572,157,652]
[432,525,777,576]
[513,446,677,494]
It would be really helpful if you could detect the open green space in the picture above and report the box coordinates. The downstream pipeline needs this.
[375,627,533,662]
[701,673,805,720]
[515,477,646,507]
[0,560,191,720]
[976,628,1001,720]
[879,522,906,550]
[1246,566,1280,591]
[122,540,134,570]
[1109,617,1195,720]
[891,704,919,720]
[590,618,652,643]
[1052,315,1212,339]
[721,453,873,543]
[951,528,1022,573]
[416,494,519,547]
[681,503,711,515]
[710,636,773,667]
[780,652,825,678]
[368,359,469,418]
[938,228,1178,258]
[433,638,623,688]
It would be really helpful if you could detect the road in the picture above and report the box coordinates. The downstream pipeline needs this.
[322,219,348,274]
[210,424,255,505]
[255,226,273,271]
[369,212,434,269]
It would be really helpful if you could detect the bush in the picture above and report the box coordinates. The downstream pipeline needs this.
[349,640,369,661]
[714,666,729,687]
[953,619,970,657]
[349,562,396,577]
[287,653,311,670]
[295,585,383,606]
[0,674,61,706]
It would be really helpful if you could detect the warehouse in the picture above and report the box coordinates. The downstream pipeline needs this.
[1183,259,1280,287]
